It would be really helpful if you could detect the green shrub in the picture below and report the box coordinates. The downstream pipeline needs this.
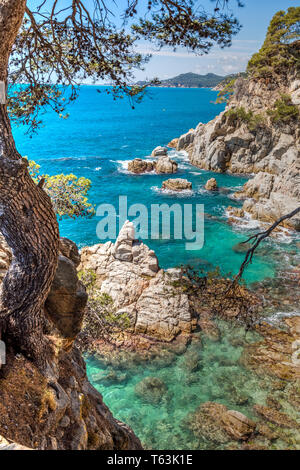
[247,7,300,79]
[77,269,131,349]
[28,159,95,218]
[267,93,299,123]
[225,107,264,131]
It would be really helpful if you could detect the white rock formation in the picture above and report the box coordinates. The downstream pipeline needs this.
[79,221,194,341]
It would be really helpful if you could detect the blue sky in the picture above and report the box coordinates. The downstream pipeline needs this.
[135,0,298,80]
[28,1,297,80]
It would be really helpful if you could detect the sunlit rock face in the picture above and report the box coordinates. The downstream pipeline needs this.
[175,74,300,229]
[79,221,195,342]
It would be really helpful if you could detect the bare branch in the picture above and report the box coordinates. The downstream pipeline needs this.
[235,206,300,282]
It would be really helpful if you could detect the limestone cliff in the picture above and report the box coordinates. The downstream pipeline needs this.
[0,235,142,450]
[175,71,300,229]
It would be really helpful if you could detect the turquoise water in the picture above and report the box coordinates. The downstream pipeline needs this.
[12,87,300,449]
[13,86,298,284]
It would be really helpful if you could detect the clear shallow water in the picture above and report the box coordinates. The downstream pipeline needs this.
[13,86,299,284]
[13,86,300,449]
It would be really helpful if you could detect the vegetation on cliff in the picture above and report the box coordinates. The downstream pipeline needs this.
[28,160,95,219]
[77,269,130,351]
[247,7,300,79]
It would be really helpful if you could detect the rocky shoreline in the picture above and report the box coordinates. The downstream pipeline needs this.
[1,220,299,449]
[170,74,300,230]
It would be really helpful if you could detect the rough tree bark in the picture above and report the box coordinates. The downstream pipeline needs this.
[0,0,59,365]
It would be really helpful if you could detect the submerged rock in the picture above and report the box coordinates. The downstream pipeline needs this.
[232,242,252,254]
[240,317,300,381]
[185,402,255,443]
[182,349,202,372]
[198,314,220,342]
[135,377,168,404]
[162,178,192,191]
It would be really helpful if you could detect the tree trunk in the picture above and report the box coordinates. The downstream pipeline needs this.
[0,0,59,365]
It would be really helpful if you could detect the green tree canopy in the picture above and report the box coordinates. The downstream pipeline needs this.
[247,7,300,79]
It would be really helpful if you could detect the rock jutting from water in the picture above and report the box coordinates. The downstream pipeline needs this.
[162,178,192,191]
[155,156,178,174]
[128,158,155,174]
[79,221,195,343]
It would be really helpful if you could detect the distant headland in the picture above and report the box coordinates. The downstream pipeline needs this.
[136,72,246,89]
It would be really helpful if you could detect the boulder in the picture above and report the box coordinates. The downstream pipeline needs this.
[151,146,168,157]
[162,178,192,191]
[155,156,178,174]
[79,221,194,342]
[59,237,81,267]
[128,158,155,174]
[205,178,218,191]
